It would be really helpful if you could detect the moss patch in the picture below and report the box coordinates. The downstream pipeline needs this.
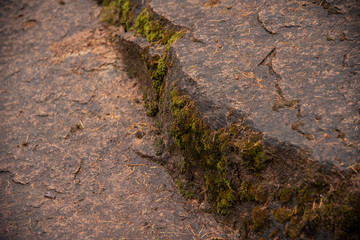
[242,141,266,172]
[272,207,292,223]
[175,180,194,199]
[134,9,164,42]
[169,88,270,215]
[100,0,122,25]
[240,181,255,201]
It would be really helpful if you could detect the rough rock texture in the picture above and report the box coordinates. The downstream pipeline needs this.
[0,0,236,239]
[116,0,360,239]
[151,0,360,169]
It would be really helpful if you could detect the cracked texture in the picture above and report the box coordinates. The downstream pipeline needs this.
[0,0,234,239]
[151,0,360,168]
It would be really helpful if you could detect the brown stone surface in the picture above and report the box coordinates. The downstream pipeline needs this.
[150,0,360,168]
[0,0,234,239]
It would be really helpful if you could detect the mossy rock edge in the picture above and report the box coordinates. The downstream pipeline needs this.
[108,1,360,239]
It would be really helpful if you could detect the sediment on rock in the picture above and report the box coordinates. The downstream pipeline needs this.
[99,0,360,239]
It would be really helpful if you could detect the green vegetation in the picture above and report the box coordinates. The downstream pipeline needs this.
[100,0,123,26]
[170,87,269,214]
[240,182,255,201]
[175,180,193,199]
[242,141,266,172]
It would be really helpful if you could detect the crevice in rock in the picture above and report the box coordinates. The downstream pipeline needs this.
[257,15,275,34]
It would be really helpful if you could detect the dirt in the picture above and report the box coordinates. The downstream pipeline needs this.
[0,0,234,239]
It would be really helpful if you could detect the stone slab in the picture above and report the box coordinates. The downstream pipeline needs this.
[150,0,360,169]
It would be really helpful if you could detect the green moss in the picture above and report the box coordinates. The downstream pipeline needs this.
[240,182,255,201]
[151,52,167,95]
[100,0,133,29]
[251,206,269,231]
[144,99,158,116]
[242,141,266,172]
[100,0,122,25]
[134,9,163,43]
[185,191,193,199]
[134,10,186,116]
[121,0,133,30]
[316,188,360,238]
[165,29,186,49]
[175,180,185,195]
[296,180,328,210]
[272,207,292,223]
[216,188,236,215]
[175,180,194,199]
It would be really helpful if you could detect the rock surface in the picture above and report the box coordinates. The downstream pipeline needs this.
[150,0,360,169]
[0,0,234,239]
[116,0,360,239]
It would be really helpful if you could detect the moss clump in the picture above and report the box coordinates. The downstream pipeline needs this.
[242,141,266,172]
[240,181,255,201]
[151,52,167,95]
[144,96,159,116]
[99,0,134,29]
[169,88,270,215]
[251,206,269,231]
[316,188,360,239]
[278,187,292,203]
[296,180,328,211]
[216,189,237,215]
[216,179,237,214]
[170,88,238,214]
[272,207,292,223]
[134,8,186,116]
[175,180,194,199]
[134,9,164,43]
[100,0,122,25]
[254,184,268,203]
[120,0,133,30]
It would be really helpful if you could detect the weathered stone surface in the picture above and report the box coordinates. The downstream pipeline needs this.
[117,0,360,238]
[150,0,360,169]
[0,0,234,239]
